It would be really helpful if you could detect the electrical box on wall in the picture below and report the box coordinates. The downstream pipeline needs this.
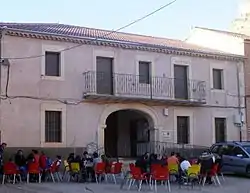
[163,108,169,116]
[233,113,243,126]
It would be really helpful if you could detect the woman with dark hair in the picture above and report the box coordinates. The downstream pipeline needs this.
[67,153,75,164]
[27,152,35,164]
[32,150,40,164]
[15,150,27,180]
[15,150,26,168]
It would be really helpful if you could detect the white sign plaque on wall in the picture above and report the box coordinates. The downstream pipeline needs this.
[162,130,171,140]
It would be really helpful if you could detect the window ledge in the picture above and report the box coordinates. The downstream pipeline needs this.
[41,75,64,81]
[41,142,65,148]
[211,89,226,93]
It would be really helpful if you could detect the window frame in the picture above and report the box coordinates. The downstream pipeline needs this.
[220,145,235,156]
[214,117,227,143]
[45,110,62,143]
[176,116,190,144]
[45,51,61,77]
[211,145,221,154]
[41,44,65,81]
[212,68,224,90]
[232,146,248,158]
[41,103,66,147]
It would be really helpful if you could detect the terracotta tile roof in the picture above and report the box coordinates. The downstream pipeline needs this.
[0,22,243,60]
[194,26,250,39]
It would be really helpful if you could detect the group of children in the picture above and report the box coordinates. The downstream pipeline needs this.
[134,150,222,185]
[4,149,62,181]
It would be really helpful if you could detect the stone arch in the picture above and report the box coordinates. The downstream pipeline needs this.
[99,103,159,128]
[97,103,160,150]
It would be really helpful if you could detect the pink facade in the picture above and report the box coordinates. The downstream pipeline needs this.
[0,25,246,153]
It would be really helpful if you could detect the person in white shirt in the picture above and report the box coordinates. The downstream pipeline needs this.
[180,158,191,172]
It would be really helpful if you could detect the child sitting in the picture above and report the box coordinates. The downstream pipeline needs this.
[52,155,62,171]
[3,158,19,183]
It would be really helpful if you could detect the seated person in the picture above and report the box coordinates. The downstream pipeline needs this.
[5,158,18,169]
[15,150,26,171]
[180,157,191,173]
[3,158,18,182]
[167,152,179,165]
[53,155,62,168]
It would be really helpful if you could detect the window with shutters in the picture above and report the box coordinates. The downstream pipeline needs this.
[139,61,151,84]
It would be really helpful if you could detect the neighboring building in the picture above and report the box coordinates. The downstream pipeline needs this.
[186,0,250,141]
[231,0,250,35]
[0,22,245,157]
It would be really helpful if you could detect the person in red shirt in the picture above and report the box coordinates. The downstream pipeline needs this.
[39,151,47,182]
[32,150,40,164]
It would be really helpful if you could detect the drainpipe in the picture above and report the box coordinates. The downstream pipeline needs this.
[0,29,3,144]
[0,28,3,101]
[236,62,243,142]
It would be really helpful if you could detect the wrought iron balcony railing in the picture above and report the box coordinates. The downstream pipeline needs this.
[82,71,206,103]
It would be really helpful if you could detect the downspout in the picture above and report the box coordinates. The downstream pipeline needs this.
[0,28,3,144]
[236,62,242,142]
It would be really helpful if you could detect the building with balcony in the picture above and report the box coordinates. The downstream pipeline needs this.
[0,23,246,157]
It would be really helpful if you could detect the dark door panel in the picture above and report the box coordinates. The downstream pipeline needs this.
[96,57,113,95]
[174,65,188,99]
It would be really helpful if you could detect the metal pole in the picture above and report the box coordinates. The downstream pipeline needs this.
[0,29,3,143]
[0,28,3,101]
[236,62,242,141]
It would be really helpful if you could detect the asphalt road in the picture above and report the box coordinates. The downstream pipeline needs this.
[0,176,248,193]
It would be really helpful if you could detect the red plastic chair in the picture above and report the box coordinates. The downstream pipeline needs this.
[2,162,21,184]
[209,164,221,185]
[109,162,123,184]
[27,162,41,183]
[129,163,135,171]
[128,167,148,191]
[47,161,61,182]
[94,162,107,183]
[150,164,163,172]
[201,164,221,186]
[151,168,171,192]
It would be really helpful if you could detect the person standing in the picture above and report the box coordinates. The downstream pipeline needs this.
[197,150,215,184]
[0,143,7,174]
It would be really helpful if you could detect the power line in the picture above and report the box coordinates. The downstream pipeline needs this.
[3,0,178,60]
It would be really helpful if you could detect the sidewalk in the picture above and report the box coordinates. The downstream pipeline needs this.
[0,176,248,193]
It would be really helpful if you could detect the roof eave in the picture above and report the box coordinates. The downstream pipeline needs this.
[2,27,244,62]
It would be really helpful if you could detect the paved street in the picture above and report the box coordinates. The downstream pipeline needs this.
[0,176,248,193]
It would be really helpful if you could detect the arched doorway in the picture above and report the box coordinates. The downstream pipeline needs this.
[104,109,154,158]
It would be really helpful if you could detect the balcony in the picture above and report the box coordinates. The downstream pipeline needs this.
[82,71,206,105]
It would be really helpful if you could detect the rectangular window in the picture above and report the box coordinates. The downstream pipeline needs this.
[45,51,60,76]
[213,69,223,89]
[139,61,150,84]
[45,111,62,143]
[177,116,189,144]
[215,118,226,143]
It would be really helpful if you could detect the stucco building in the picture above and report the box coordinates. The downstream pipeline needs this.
[186,0,250,141]
[0,22,245,157]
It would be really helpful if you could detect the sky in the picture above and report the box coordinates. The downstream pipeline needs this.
[0,0,241,40]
